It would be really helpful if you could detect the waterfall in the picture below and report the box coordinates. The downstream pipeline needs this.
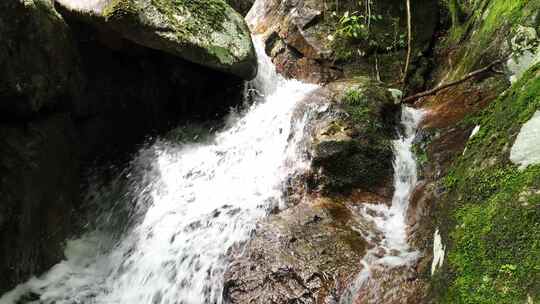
[0,36,318,304]
[342,106,424,303]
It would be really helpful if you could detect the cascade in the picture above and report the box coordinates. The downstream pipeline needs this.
[342,106,424,303]
[0,36,319,304]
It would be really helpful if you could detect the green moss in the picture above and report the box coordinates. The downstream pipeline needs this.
[442,165,540,304]
[342,86,394,146]
[433,63,540,303]
[312,83,399,194]
[444,0,540,79]
[103,0,138,21]
[104,0,229,36]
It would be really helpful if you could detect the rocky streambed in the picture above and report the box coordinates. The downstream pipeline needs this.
[1,0,539,303]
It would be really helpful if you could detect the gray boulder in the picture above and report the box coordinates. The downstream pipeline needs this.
[56,0,258,79]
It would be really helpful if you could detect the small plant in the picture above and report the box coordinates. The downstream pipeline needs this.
[336,11,369,40]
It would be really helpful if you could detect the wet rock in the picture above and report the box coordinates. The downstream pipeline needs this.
[0,0,82,119]
[354,264,425,304]
[224,79,400,303]
[224,198,369,304]
[0,114,80,292]
[307,80,400,195]
[56,0,257,79]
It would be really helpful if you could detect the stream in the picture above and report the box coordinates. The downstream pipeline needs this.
[1,7,425,304]
[0,36,318,304]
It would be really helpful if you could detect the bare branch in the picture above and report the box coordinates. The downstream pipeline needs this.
[402,0,412,83]
[402,58,507,104]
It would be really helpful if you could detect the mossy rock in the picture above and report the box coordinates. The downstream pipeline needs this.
[310,80,400,194]
[57,0,257,79]
[431,63,540,303]
[441,0,540,80]
[0,0,82,118]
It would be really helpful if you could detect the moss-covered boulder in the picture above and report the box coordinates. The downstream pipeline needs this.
[308,79,400,195]
[0,0,81,118]
[427,62,540,304]
[56,0,258,79]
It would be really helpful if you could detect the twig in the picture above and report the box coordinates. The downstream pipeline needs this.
[401,58,506,104]
[366,0,371,31]
[375,53,381,82]
[402,0,412,83]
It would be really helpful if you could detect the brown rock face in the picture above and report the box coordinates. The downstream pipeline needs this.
[249,0,439,85]
[224,80,401,303]
[224,199,369,304]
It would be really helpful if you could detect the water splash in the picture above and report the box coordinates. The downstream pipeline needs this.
[342,106,424,303]
[0,36,318,304]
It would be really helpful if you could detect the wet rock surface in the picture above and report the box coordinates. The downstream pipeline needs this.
[224,198,369,304]
[0,114,79,292]
[224,80,400,303]
[308,80,399,196]
[0,0,82,119]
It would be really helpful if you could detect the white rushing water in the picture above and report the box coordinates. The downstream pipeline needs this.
[342,106,424,303]
[0,36,318,304]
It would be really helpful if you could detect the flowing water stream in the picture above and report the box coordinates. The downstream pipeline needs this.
[0,36,318,304]
[343,106,424,303]
[2,2,426,301]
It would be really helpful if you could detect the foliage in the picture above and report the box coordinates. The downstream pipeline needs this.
[342,88,382,136]
[335,10,382,41]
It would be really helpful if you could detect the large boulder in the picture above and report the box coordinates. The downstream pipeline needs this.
[0,0,82,118]
[56,0,258,79]
[224,79,401,303]
[0,114,80,292]
[308,80,400,196]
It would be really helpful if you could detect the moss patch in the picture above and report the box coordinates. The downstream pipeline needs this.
[442,0,540,79]
[432,63,540,303]
[311,83,399,194]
